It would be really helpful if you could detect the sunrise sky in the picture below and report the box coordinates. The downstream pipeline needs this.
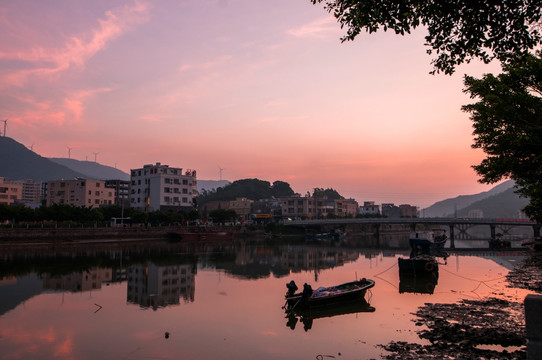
[0,0,505,208]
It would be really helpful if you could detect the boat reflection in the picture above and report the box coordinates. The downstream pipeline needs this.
[285,298,375,331]
[398,251,447,294]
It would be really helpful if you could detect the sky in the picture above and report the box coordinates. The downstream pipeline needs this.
[0,0,505,208]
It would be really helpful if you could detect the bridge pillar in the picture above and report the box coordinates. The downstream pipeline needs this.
[490,224,496,239]
[534,224,541,238]
[449,224,455,248]
[373,223,380,245]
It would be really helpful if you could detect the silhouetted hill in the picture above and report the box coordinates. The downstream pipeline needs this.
[197,180,231,193]
[0,137,86,181]
[453,187,529,218]
[422,180,516,217]
[198,179,295,203]
[49,158,130,181]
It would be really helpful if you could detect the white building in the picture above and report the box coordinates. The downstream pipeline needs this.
[130,163,197,211]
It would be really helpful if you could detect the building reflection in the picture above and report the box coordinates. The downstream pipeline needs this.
[126,262,196,310]
[42,268,113,292]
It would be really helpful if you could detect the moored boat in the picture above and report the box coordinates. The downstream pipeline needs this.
[409,230,447,249]
[284,278,375,311]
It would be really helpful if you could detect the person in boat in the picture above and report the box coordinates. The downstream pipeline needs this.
[302,283,313,300]
[286,280,298,297]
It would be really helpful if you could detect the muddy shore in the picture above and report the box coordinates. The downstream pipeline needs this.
[378,250,542,359]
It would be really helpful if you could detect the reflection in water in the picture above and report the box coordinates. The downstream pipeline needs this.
[126,262,196,309]
[0,237,531,360]
[397,249,448,294]
[42,268,113,292]
[285,298,376,331]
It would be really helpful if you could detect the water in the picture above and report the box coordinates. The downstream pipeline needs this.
[0,237,532,359]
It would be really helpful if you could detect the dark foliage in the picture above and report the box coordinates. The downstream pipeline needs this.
[463,53,542,221]
[311,0,542,74]
[198,178,295,205]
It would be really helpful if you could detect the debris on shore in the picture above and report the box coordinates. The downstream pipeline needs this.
[506,251,542,293]
[380,298,525,359]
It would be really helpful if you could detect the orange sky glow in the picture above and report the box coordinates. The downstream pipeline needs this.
[0,0,505,208]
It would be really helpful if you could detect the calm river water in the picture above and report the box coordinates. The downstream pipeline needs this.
[0,235,533,359]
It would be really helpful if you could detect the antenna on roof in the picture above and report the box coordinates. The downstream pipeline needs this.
[93,152,99,163]
[66,146,72,159]
[1,119,7,137]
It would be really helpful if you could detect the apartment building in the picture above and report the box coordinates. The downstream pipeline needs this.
[130,163,197,212]
[105,179,131,207]
[281,196,316,219]
[46,179,114,208]
[315,198,359,218]
[359,201,380,216]
[10,179,43,207]
[0,177,22,205]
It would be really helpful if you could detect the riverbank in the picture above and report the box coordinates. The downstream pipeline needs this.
[0,225,271,243]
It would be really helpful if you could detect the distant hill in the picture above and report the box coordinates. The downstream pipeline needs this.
[198,179,295,203]
[197,180,231,193]
[49,158,130,181]
[0,137,86,181]
[422,180,516,217]
[453,186,529,218]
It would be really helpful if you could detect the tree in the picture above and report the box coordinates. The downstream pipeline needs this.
[312,187,344,199]
[311,0,542,74]
[271,181,295,197]
[462,53,542,221]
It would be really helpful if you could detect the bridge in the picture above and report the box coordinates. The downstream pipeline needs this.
[283,217,540,246]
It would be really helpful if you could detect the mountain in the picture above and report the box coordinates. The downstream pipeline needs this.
[422,180,521,218]
[453,187,529,218]
[197,180,231,193]
[0,137,86,181]
[49,158,130,181]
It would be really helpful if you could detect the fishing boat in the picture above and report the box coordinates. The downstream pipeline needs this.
[398,254,439,274]
[409,230,447,249]
[284,278,375,311]
[398,255,439,294]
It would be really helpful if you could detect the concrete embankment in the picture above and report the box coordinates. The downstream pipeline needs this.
[0,226,171,243]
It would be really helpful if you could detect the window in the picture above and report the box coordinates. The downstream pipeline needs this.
[96,182,100,187]
[182,179,188,185]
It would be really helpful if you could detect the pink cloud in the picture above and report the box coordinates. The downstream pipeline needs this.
[0,1,151,88]
[287,17,337,39]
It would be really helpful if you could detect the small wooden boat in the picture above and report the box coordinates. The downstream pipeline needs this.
[398,255,439,275]
[284,278,375,310]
